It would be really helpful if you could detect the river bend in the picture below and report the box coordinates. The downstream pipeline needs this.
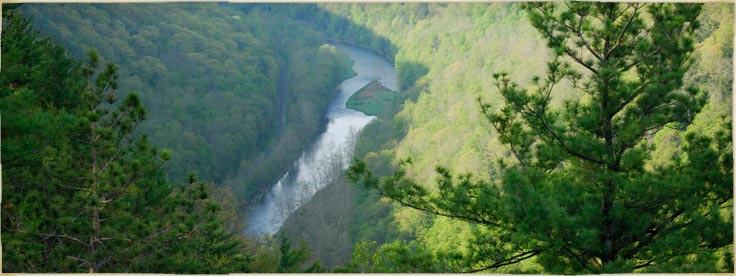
[245,43,398,235]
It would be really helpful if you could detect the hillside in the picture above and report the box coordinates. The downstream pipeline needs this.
[282,2,734,272]
[20,3,354,200]
[2,2,732,273]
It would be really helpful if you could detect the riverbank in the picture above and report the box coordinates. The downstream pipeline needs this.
[245,43,398,236]
[346,80,399,116]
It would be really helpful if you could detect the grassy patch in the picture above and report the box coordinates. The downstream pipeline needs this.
[346,80,399,116]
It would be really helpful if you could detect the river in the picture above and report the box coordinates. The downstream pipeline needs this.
[245,43,398,235]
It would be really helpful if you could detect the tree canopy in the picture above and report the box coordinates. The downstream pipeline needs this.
[1,7,314,272]
[20,3,354,201]
[348,2,732,273]
[3,2,732,273]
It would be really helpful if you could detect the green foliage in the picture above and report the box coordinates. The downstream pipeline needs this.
[0,9,82,111]
[262,3,398,62]
[21,3,274,184]
[8,2,730,273]
[316,2,543,269]
[395,61,428,91]
[0,12,289,272]
[125,174,255,273]
[339,240,453,272]
[347,2,732,273]
[275,235,324,273]
[22,4,355,201]
[346,80,400,116]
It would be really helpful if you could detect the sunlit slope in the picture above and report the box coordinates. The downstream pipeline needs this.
[320,2,733,271]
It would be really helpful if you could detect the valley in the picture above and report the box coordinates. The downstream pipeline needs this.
[2,2,733,273]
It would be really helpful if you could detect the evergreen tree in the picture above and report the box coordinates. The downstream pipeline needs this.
[1,7,89,270]
[349,2,732,273]
[128,173,254,273]
[2,9,260,272]
[66,49,157,272]
[275,234,325,273]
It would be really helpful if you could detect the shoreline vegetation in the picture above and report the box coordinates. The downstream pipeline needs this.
[346,80,399,117]
[2,2,733,273]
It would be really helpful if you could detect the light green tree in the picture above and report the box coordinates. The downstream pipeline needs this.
[349,2,732,273]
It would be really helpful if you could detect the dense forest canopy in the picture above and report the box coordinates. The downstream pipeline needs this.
[2,1,733,273]
[349,2,732,273]
[2,6,250,272]
[286,2,733,273]
[18,3,354,202]
[1,3,346,272]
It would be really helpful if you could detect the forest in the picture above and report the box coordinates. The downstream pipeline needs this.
[2,2,733,273]
[16,3,355,202]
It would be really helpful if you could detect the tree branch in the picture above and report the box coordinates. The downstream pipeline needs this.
[562,244,591,271]
[41,233,88,247]
[524,104,606,165]
[564,48,599,75]
[633,258,655,269]
[374,182,499,227]
[619,47,662,73]
[464,249,542,273]
[606,4,643,59]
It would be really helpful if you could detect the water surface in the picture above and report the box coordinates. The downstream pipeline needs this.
[245,43,398,235]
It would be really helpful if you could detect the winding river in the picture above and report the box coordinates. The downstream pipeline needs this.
[245,43,398,235]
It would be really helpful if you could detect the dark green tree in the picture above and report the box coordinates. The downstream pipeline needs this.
[275,234,325,273]
[12,49,253,273]
[1,7,92,271]
[68,49,156,272]
[0,5,81,110]
[349,2,732,273]
[1,9,259,272]
[128,173,254,273]
[5,48,168,272]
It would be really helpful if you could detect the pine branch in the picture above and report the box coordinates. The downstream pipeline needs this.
[464,249,542,273]
[563,48,599,74]
[562,244,591,271]
[373,180,500,227]
[633,258,655,269]
[41,232,88,247]
[619,45,662,73]
[606,4,644,59]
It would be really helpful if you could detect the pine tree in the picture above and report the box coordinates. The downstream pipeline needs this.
[349,2,732,273]
[30,48,165,272]
[2,9,259,272]
[126,173,254,273]
[1,7,90,271]
[276,234,324,273]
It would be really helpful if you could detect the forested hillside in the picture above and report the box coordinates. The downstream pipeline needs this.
[281,2,734,273]
[1,5,287,272]
[20,3,354,200]
[2,2,733,273]
[2,2,349,273]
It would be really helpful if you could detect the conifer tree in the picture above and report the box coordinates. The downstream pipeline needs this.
[2,8,260,272]
[349,2,732,273]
